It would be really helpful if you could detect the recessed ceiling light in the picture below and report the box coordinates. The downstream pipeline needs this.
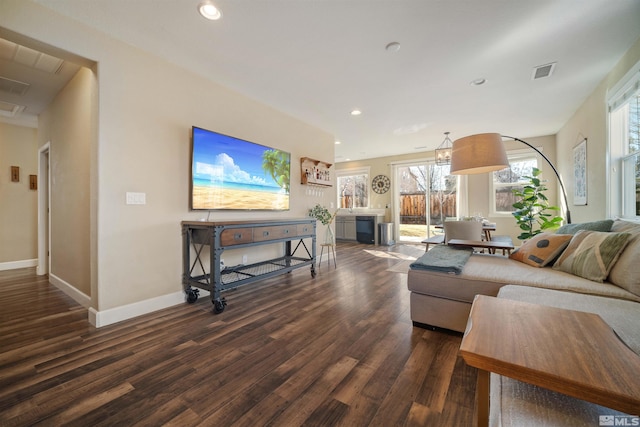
[470,78,486,86]
[350,109,362,116]
[335,140,341,145]
[198,0,222,20]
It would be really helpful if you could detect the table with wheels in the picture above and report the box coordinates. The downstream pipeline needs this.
[182,219,316,313]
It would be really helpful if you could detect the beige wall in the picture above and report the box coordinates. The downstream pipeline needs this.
[38,67,95,296]
[557,36,640,222]
[0,122,38,264]
[1,1,335,319]
[336,136,559,244]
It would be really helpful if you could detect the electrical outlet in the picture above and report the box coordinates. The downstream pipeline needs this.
[242,255,248,264]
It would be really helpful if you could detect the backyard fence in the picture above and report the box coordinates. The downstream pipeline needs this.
[400,192,457,224]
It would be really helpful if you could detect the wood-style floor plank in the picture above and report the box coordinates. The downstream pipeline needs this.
[0,242,477,426]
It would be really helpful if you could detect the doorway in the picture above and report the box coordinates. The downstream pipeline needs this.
[392,161,458,243]
[37,143,50,276]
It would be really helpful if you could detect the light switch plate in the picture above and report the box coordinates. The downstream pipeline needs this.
[126,192,146,205]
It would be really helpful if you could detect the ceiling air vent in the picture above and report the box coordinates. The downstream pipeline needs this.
[0,76,30,95]
[0,100,26,117]
[532,62,556,80]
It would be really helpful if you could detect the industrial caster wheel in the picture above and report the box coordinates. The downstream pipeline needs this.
[311,266,316,278]
[185,288,199,304]
[213,298,227,314]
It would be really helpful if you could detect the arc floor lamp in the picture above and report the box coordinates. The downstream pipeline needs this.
[449,133,571,224]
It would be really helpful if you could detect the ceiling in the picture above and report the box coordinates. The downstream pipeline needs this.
[0,36,80,127]
[4,0,640,162]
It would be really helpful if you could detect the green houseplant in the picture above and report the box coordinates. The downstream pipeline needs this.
[511,168,564,240]
[309,204,338,244]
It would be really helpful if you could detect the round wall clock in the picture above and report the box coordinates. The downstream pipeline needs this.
[372,174,391,194]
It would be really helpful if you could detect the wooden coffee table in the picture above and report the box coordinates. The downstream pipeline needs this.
[447,238,514,255]
[459,295,640,427]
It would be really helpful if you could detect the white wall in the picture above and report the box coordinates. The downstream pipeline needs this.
[1,0,335,325]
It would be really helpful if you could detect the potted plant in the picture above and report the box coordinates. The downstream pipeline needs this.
[308,204,338,244]
[511,168,564,240]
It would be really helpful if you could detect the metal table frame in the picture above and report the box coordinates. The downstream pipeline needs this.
[181,219,316,313]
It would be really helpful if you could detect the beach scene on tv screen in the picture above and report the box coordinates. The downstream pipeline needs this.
[192,129,290,210]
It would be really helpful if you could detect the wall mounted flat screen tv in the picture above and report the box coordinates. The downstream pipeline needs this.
[190,126,290,210]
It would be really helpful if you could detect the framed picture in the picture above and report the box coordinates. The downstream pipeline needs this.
[573,139,587,206]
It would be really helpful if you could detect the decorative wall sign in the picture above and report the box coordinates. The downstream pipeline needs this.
[372,174,391,194]
[573,138,587,205]
[29,175,38,190]
[11,166,19,182]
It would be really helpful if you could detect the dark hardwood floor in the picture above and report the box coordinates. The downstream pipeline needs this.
[0,242,477,426]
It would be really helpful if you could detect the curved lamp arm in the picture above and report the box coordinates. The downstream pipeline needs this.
[503,135,571,224]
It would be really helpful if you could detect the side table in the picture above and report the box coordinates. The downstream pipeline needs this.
[459,295,640,427]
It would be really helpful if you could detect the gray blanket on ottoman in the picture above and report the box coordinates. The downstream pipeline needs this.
[410,245,473,274]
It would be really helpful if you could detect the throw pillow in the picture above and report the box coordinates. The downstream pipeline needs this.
[555,219,614,235]
[509,233,573,267]
[552,230,631,282]
[608,219,640,296]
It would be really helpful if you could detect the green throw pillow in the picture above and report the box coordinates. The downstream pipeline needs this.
[552,230,631,282]
[556,219,613,235]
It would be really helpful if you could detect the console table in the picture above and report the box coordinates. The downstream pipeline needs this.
[460,295,640,427]
[181,218,316,313]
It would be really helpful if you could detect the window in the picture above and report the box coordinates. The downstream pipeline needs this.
[490,154,538,215]
[608,63,640,218]
[336,167,369,209]
[620,95,640,217]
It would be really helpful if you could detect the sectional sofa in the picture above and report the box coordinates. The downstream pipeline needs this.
[407,218,640,425]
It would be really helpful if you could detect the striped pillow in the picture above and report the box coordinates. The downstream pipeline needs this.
[552,230,631,282]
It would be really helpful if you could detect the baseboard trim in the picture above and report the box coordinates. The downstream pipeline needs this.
[89,291,187,328]
[49,273,91,308]
[0,259,38,271]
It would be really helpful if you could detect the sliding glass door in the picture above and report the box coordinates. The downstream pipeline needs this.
[393,161,457,243]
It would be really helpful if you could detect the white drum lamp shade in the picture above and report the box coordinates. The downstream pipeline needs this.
[450,133,509,175]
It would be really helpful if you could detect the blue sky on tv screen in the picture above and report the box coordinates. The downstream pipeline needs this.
[192,128,287,190]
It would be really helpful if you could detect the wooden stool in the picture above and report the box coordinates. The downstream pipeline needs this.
[319,243,336,268]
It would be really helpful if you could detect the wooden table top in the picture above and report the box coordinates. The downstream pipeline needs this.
[459,295,640,414]
[447,239,514,250]
[435,224,496,230]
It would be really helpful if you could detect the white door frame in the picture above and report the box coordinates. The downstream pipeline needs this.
[37,142,51,276]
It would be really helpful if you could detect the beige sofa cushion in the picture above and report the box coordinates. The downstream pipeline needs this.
[609,219,640,296]
[408,254,640,303]
[555,219,613,234]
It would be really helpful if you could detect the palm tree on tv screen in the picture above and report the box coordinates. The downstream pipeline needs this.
[262,149,290,193]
